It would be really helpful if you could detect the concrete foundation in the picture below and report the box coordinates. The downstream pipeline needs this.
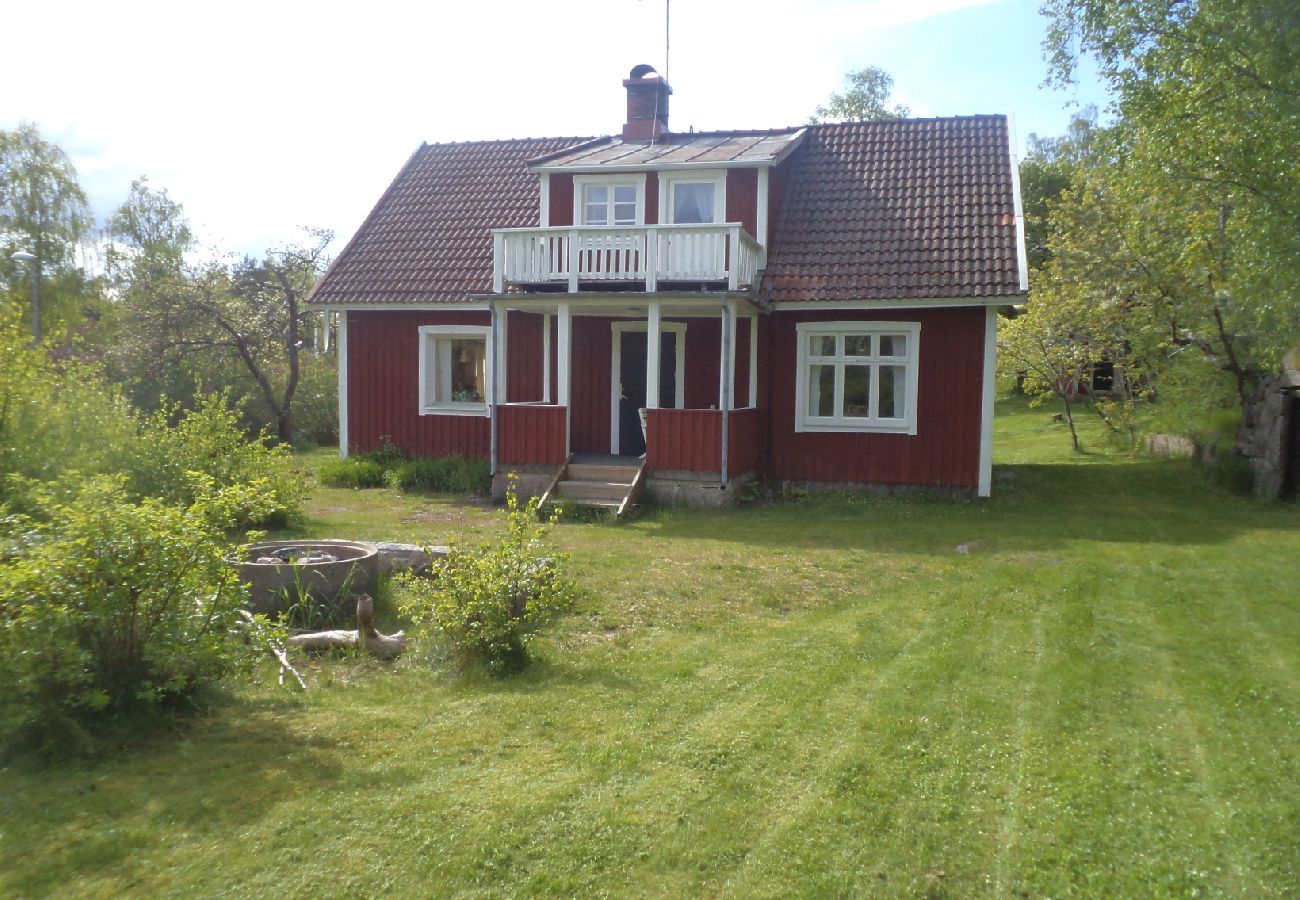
[491,465,558,504]
[645,469,757,509]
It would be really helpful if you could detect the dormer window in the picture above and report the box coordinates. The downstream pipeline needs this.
[574,174,646,226]
[659,170,726,225]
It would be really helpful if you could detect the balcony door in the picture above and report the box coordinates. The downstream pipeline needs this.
[611,322,686,456]
[659,171,726,281]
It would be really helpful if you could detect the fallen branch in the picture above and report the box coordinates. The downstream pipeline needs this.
[287,595,407,660]
[239,609,308,690]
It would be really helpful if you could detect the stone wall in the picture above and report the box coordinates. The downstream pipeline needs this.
[1238,353,1300,500]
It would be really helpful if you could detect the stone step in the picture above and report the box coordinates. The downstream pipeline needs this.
[557,480,630,503]
[567,463,639,484]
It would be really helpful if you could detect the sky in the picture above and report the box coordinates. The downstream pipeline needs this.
[2,0,1108,261]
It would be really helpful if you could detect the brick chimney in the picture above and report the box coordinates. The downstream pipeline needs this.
[622,64,671,141]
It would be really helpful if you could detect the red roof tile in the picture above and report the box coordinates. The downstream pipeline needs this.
[308,137,592,306]
[762,116,1023,302]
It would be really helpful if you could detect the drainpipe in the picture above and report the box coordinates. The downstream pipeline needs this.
[489,300,499,477]
[720,297,731,489]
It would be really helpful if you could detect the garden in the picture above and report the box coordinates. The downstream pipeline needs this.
[0,386,1296,896]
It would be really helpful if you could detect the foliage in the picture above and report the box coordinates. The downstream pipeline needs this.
[130,393,305,528]
[290,351,339,446]
[398,489,577,673]
[106,178,334,443]
[0,123,101,338]
[1040,0,1300,408]
[0,479,263,752]
[0,316,140,508]
[0,318,302,526]
[810,66,910,123]
[385,456,491,495]
[318,457,387,489]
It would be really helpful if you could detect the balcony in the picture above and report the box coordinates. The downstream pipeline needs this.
[492,223,762,293]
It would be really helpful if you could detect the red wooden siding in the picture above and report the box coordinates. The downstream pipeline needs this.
[766,157,792,247]
[347,309,548,459]
[646,407,762,474]
[729,407,763,474]
[726,168,759,239]
[506,311,545,402]
[645,173,659,225]
[549,174,573,226]
[347,310,489,458]
[498,404,567,465]
[569,316,614,453]
[646,408,721,471]
[765,307,987,487]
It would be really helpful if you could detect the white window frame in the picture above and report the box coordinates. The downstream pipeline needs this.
[573,174,646,226]
[794,321,921,434]
[418,325,493,417]
[658,169,726,225]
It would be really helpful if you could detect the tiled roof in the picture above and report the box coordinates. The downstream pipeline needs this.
[762,116,1023,302]
[310,116,1023,307]
[529,128,805,170]
[308,137,592,306]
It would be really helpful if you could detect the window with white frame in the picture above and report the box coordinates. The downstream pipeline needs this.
[659,170,726,225]
[574,175,645,226]
[418,325,492,416]
[794,321,920,434]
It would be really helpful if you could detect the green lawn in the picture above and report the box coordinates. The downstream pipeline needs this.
[2,397,1297,897]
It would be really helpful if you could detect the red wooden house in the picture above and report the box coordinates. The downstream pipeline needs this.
[308,66,1028,508]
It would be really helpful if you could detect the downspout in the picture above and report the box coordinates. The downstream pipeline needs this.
[720,297,732,489]
[489,299,499,477]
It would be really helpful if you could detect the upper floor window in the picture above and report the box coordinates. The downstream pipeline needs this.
[794,321,921,435]
[574,174,646,226]
[660,171,726,225]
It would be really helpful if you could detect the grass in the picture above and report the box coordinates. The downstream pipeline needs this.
[2,395,1297,896]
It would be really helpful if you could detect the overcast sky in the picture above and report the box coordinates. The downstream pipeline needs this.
[3,0,1107,261]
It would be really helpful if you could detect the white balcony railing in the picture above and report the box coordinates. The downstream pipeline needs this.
[492,223,762,293]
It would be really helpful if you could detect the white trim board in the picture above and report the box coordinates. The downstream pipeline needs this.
[609,321,687,455]
[770,297,1019,311]
[978,306,997,497]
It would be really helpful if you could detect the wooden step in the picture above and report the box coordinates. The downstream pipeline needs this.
[566,463,639,484]
[557,480,630,503]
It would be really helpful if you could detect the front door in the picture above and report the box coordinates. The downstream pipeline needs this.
[615,330,678,456]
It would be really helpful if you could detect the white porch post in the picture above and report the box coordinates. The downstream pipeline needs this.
[558,302,572,456]
[719,300,733,486]
[978,305,998,497]
[748,315,759,408]
[646,302,661,410]
[756,167,770,267]
[489,302,500,476]
[542,313,552,403]
[336,310,348,458]
[718,300,739,411]
[494,308,508,403]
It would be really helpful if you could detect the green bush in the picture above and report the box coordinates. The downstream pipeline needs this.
[0,479,265,752]
[128,393,305,528]
[318,457,386,489]
[398,490,578,673]
[386,456,491,495]
[0,322,139,510]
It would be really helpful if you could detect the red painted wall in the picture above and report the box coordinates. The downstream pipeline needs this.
[347,309,548,458]
[549,175,573,226]
[499,404,567,465]
[726,168,758,237]
[765,307,987,488]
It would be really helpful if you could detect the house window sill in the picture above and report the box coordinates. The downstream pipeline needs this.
[420,405,489,417]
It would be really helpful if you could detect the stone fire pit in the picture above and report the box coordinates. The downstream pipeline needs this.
[230,539,379,617]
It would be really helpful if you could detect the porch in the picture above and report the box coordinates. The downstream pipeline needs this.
[486,296,766,505]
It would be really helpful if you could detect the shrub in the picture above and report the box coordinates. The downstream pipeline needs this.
[0,479,263,752]
[318,457,386,489]
[386,456,490,495]
[129,393,305,528]
[398,489,578,673]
